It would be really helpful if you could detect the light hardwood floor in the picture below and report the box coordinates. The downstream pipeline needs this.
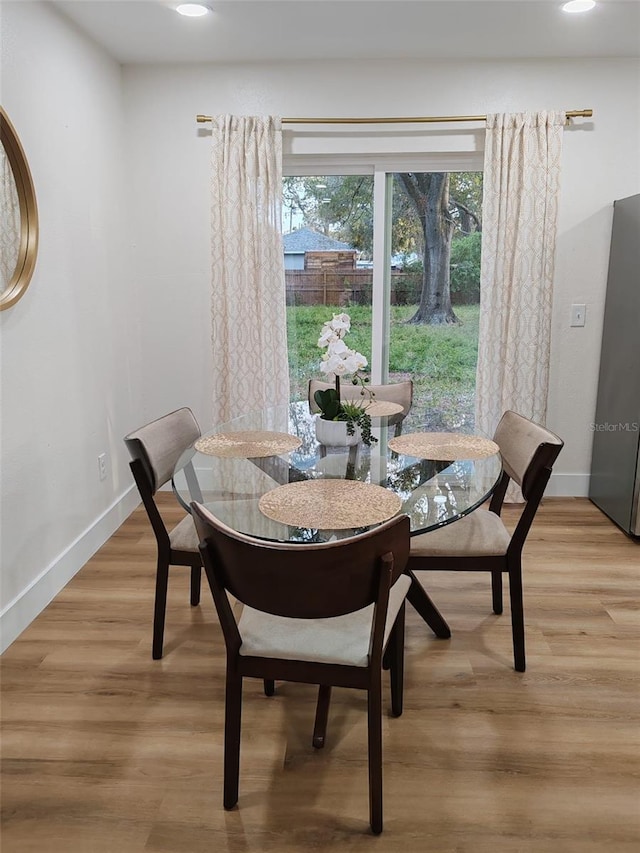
[1,496,639,851]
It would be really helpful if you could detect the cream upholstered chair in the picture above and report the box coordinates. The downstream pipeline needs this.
[407,411,563,672]
[192,502,411,835]
[124,408,202,659]
[308,378,413,437]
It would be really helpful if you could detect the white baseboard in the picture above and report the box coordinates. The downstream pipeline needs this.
[0,485,140,653]
[545,472,590,498]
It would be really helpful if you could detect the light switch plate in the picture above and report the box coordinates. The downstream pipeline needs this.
[570,303,586,327]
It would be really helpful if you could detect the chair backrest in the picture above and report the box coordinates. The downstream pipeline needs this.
[308,378,413,417]
[493,410,564,503]
[124,407,201,495]
[192,501,410,620]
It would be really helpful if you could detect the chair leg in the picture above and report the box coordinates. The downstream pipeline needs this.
[367,675,383,835]
[263,679,275,696]
[491,569,503,615]
[389,605,405,718]
[223,671,243,809]
[152,557,170,660]
[312,685,332,749]
[406,569,451,639]
[190,565,201,606]
[508,562,526,673]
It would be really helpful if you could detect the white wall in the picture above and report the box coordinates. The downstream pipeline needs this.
[124,57,640,496]
[2,2,638,649]
[0,2,141,650]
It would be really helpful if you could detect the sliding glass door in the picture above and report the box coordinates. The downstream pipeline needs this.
[283,169,482,431]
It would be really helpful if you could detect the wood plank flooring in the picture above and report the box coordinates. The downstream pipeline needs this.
[2,497,639,851]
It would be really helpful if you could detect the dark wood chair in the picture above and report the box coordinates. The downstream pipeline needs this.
[407,410,564,672]
[124,407,202,659]
[308,378,413,437]
[191,503,411,835]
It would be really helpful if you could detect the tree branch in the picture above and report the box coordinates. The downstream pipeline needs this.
[450,198,481,232]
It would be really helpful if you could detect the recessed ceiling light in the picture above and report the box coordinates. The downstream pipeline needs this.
[176,3,211,17]
[561,1,596,13]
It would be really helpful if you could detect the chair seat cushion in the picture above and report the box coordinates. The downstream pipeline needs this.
[238,575,411,667]
[169,514,200,553]
[410,509,510,558]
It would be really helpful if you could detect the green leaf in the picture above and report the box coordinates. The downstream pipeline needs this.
[314,388,341,420]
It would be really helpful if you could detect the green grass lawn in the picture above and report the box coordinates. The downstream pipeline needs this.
[287,303,480,432]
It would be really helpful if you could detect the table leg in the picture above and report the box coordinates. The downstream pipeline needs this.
[406,569,451,639]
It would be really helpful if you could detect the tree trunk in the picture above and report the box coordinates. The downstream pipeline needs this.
[406,173,458,324]
[398,172,458,325]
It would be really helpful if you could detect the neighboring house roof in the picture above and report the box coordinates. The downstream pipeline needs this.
[283,227,354,253]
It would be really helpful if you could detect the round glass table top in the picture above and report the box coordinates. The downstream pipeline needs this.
[173,402,502,544]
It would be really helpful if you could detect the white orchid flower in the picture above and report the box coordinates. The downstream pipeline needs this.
[314,313,376,445]
[321,353,347,375]
[318,326,338,348]
[344,351,368,373]
[327,339,349,356]
[330,313,351,335]
[317,312,369,384]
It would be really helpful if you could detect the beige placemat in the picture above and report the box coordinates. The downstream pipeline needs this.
[363,400,404,417]
[195,431,302,459]
[388,432,500,461]
[258,480,403,529]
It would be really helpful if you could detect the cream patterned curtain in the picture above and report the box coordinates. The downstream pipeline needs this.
[1,143,20,294]
[475,111,565,501]
[210,116,290,422]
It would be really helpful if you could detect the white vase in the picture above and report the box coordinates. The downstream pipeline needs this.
[315,416,362,447]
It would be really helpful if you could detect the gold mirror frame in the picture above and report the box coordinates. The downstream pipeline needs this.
[0,108,39,310]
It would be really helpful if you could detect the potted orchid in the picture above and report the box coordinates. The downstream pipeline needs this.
[314,312,377,447]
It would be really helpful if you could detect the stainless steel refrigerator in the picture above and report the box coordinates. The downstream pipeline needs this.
[589,193,640,537]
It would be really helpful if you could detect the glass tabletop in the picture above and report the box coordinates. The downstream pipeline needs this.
[172,401,502,543]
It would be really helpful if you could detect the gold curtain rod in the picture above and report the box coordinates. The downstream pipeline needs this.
[196,110,592,125]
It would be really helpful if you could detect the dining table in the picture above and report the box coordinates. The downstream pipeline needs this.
[172,401,503,639]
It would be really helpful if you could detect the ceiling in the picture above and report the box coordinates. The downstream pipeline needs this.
[53,0,640,64]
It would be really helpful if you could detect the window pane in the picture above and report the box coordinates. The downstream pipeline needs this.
[388,172,482,432]
[283,175,374,402]
[283,171,482,435]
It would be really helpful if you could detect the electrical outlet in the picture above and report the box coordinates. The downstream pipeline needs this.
[98,452,108,481]
[570,303,586,327]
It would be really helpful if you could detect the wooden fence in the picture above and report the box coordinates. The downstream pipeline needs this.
[285,270,422,306]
